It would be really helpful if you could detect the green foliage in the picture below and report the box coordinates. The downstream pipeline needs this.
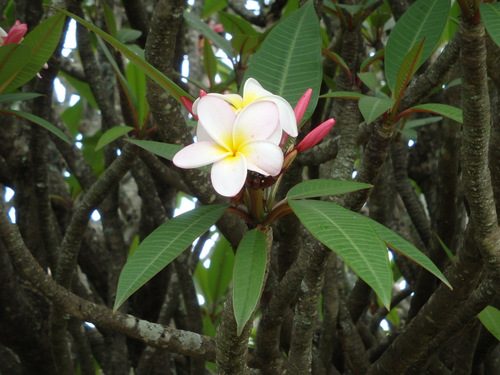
[95,126,134,151]
[407,103,463,123]
[478,306,500,341]
[289,199,393,308]
[358,96,395,124]
[385,0,450,92]
[233,229,267,335]
[0,13,65,93]
[480,2,500,49]
[127,139,182,161]
[244,1,322,120]
[286,179,372,200]
[114,204,228,310]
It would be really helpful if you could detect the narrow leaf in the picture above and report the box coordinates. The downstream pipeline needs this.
[286,179,372,200]
[321,91,366,100]
[479,306,500,341]
[358,96,395,124]
[95,126,134,151]
[50,6,193,103]
[385,0,450,91]
[480,2,500,49]
[233,229,267,335]
[114,204,228,310]
[0,44,31,93]
[243,1,322,121]
[393,38,425,100]
[1,109,72,144]
[0,92,42,103]
[407,103,463,123]
[203,37,218,89]
[289,199,392,308]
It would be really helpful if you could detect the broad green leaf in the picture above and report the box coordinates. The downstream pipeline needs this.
[1,108,72,144]
[358,96,395,124]
[202,0,229,18]
[321,91,366,100]
[2,13,66,93]
[61,100,83,138]
[195,234,234,304]
[385,0,450,91]
[233,229,267,335]
[479,306,500,341]
[481,2,500,49]
[59,71,99,109]
[0,92,41,103]
[361,217,451,289]
[218,11,259,38]
[407,103,463,123]
[393,38,425,100]
[114,204,228,310]
[116,29,142,44]
[128,139,182,160]
[184,10,235,60]
[95,126,134,151]
[287,179,372,200]
[357,72,378,92]
[243,1,322,121]
[51,7,193,103]
[0,44,31,93]
[289,199,392,308]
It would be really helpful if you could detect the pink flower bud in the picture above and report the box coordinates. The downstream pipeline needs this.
[294,118,335,153]
[212,24,224,33]
[181,96,195,117]
[2,21,27,45]
[294,88,312,124]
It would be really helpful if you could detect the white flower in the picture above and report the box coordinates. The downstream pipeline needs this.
[193,78,298,138]
[173,95,284,197]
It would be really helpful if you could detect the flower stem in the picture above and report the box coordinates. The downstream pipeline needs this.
[248,188,265,223]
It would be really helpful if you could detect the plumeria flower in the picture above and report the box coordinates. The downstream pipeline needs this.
[173,95,284,197]
[192,78,298,138]
[0,20,27,45]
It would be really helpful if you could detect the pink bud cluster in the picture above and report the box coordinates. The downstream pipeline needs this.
[0,21,27,45]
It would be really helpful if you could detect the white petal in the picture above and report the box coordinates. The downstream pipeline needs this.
[209,93,244,112]
[173,141,231,169]
[267,95,298,137]
[233,101,279,147]
[239,140,284,176]
[196,120,212,142]
[197,96,236,149]
[243,78,273,102]
[211,153,247,197]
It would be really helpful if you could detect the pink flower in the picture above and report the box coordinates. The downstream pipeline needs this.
[294,88,312,124]
[173,96,284,197]
[294,118,335,153]
[0,21,28,45]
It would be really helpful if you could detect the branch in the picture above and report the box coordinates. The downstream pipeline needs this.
[0,202,217,362]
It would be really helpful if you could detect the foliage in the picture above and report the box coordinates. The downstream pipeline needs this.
[1,0,500,374]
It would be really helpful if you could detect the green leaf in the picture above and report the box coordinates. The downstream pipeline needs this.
[360,49,385,72]
[59,71,99,109]
[0,92,42,103]
[289,199,392,308]
[0,44,31,93]
[50,6,193,103]
[218,11,259,38]
[480,2,500,49]
[405,116,443,129]
[195,234,234,304]
[1,108,72,144]
[203,38,218,89]
[385,0,450,92]
[116,29,142,44]
[363,217,451,289]
[1,13,66,93]
[126,62,149,125]
[358,96,395,124]
[95,126,134,151]
[127,139,182,160]
[184,10,235,60]
[243,2,322,121]
[61,100,83,138]
[393,38,425,100]
[202,0,228,18]
[233,229,267,335]
[320,91,366,100]
[357,72,378,91]
[102,1,117,37]
[114,204,228,310]
[478,306,500,341]
[323,48,351,81]
[407,103,463,123]
[286,179,372,200]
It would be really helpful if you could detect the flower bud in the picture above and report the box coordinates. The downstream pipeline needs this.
[294,118,335,153]
[294,88,312,124]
